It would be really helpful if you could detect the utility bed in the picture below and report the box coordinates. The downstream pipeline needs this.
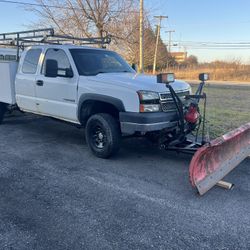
[0,61,18,104]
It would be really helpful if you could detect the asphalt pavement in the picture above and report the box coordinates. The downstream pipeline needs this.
[0,113,249,250]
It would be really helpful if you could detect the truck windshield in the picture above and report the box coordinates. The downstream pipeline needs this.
[70,49,134,76]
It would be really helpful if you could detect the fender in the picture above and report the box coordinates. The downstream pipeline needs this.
[77,93,126,121]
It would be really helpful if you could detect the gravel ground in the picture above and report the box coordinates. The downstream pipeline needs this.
[0,113,249,250]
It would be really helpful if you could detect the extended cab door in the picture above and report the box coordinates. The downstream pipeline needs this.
[35,48,79,123]
[15,48,42,112]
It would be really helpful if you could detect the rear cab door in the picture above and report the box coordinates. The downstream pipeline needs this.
[35,47,79,123]
[15,48,42,112]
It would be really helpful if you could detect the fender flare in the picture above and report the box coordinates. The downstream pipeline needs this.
[77,93,125,121]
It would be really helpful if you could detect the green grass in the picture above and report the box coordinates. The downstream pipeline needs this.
[190,84,250,139]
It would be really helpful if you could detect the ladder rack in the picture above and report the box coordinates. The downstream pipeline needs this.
[0,28,111,60]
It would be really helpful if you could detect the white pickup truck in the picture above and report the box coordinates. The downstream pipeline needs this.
[0,44,193,158]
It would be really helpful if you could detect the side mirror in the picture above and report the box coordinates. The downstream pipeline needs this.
[157,73,175,84]
[45,59,58,78]
[131,63,138,72]
[199,73,209,82]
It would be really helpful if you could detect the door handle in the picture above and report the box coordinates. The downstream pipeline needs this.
[36,80,44,86]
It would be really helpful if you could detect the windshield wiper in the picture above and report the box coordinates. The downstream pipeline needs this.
[94,70,132,75]
[95,71,109,75]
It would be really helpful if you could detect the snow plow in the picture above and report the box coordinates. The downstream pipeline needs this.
[158,73,250,195]
[189,123,250,195]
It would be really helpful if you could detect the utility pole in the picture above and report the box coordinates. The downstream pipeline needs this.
[153,15,168,74]
[139,0,144,73]
[165,30,175,53]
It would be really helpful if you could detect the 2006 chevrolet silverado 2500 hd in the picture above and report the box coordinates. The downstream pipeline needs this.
[0,30,192,158]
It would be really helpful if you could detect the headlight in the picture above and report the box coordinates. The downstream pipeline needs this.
[138,91,159,101]
[188,87,192,95]
[137,91,161,112]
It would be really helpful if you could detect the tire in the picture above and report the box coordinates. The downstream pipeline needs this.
[0,103,6,125]
[85,113,121,158]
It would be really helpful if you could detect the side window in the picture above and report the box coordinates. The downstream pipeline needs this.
[22,49,42,74]
[42,49,72,77]
[0,55,4,60]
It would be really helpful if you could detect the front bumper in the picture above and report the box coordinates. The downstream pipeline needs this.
[120,112,178,134]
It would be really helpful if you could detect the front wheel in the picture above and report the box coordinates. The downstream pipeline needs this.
[0,103,7,125]
[85,113,121,158]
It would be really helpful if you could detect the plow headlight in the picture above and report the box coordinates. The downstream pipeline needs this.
[157,73,175,84]
[199,73,209,81]
[137,91,161,112]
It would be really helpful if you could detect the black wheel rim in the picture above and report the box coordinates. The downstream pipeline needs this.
[91,125,107,149]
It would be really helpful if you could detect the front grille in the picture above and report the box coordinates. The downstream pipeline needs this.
[160,93,172,100]
[160,90,189,101]
[161,101,178,112]
[160,90,189,112]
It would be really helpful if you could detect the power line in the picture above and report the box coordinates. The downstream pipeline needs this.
[185,47,250,50]
[172,40,250,45]
[174,45,250,48]
[165,44,250,48]
[163,40,250,49]
[0,0,139,13]
[164,44,250,50]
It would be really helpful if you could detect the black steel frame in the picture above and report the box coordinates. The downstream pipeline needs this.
[162,80,208,154]
[0,28,111,61]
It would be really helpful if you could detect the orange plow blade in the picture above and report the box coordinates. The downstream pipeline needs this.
[189,123,250,195]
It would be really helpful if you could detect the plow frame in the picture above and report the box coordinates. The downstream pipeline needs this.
[161,78,208,155]
[160,75,250,195]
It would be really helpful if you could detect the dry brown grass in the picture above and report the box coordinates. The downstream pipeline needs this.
[164,62,250,82]
[173,67,250,82]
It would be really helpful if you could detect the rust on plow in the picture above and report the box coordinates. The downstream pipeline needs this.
[189,123,250,195]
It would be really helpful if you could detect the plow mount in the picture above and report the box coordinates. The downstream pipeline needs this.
[189,123,250,195]
[158,73,250,195]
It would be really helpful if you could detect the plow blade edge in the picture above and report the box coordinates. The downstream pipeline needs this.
[189,123,250,195]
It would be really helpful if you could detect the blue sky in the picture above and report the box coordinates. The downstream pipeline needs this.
[1,0,250,62]
[147,0,250,62]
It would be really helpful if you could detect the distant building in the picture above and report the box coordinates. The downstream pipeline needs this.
[170,52,187,63]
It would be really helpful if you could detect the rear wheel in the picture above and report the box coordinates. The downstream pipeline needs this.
[0,103,7,125]
[85,113,121,158]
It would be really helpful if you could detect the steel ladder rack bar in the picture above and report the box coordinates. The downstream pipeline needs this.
[0,28,112,60]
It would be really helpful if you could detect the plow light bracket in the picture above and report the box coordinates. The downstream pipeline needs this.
[199,73,209,82]
[157,73,175,84]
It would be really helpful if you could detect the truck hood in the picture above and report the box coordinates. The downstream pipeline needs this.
[84,73,191,93]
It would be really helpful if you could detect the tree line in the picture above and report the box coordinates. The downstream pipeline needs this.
[27,0,197,70]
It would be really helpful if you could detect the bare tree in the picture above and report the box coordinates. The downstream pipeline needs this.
[27,0,171,69]
[27,0,136,41]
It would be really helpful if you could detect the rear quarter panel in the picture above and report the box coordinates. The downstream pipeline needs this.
[0,61,18,104]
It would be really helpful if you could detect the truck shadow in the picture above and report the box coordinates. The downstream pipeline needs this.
[2,113,190,161]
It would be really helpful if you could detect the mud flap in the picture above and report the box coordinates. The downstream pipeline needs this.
[189,123,250,195]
